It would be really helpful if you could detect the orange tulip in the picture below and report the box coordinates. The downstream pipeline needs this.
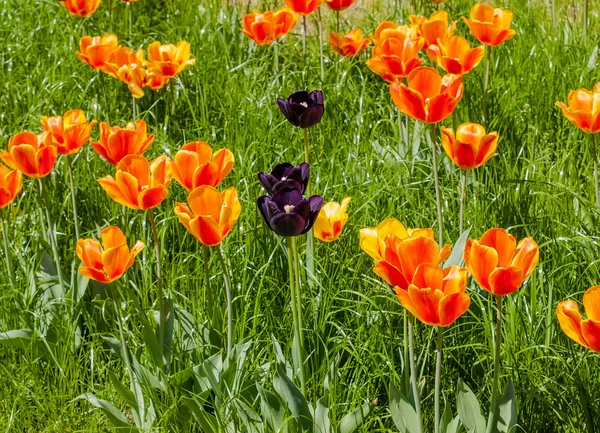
[0,164,23,209]
[117,64,147,98]
[103,46,145,77]
[427,35,485,75]
[556,84,600,134]
[145,71,170,91]
[170,141,234,192]
[91,120,155,166]
[409,11,455,49]
[441,123,498,170]
[371,21,420,46]
[40,110,97,156]
[61,0,101,17]
[360,218,451,290]
[284,0,322,15]
[174,186,241,246]
[324,0,355,11]
[463,4,516,47]
[389,66,463,124]
[395,264,470,327]
[147,41,195,78]
[367,25,424,82]
[98,155,172,211]
[77,226,145,284]
[464,228,539,296]
[557,286,600,352]
[314,197,350,242]
[77,34,119,71]
[330,29,371,58]
[241,8,298,45]
[0,132,57,179]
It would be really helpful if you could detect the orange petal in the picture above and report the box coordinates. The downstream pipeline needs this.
[138,186,168,210]
[397,236,441,282]
[101,226,127,250]
[463,239,497,291]
[479,228,516,268]
[439,293,470,326]
[557,300,587,348]
[98,176,134,209]
[374,261,410,290]
[488,267,523,296]
[581,319,600,352]
[102,244,130,281]
[79,266,111,284]
[427,94,457,123]
[407,285,443,326]
[582,286,600,322]
[390,83,427,123]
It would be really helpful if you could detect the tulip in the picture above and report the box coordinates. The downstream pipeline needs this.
[103,46,146,78]
[40,110,97,156]
[77,34,119,71]
[441,123,498,170]
[117,64,147,99]
[91,120,155,166]
[77,226,145,283]
[241,8,298,45]
[146,41,195,78]
[556,84,600,134]
[371,21,420,46]
[330,29,371,58]
[313,197,350,242]
[324,0,354,11]
[61,0,101,17]
[98,154,172,210]
[277,90,325,129]
[174,186,241,247]
[0,164,22,209]
[144,71,170,91]
[258,162,310,196]
[463,4,516,47]
[0,132,57,179]
[464,228,539,296]
[409,11,455,49]
[284,0,322,15]
[557,286,600,352]
[427,35,485,75]
[257,187,323,237]
[366,25,423,83]
[170,141,234,191]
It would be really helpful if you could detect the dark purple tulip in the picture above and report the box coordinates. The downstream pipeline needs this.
[258,162,310,196]
[276,90,325,129]
[257,187,323,237]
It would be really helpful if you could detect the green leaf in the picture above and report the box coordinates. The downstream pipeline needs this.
[456,379,485,433]
[389,382,421,433]
[108,371,138,414]
[75,393,135,431]
[338,403,372,433]
[315,391,331,433]
[183,396,219,433]
[143,322,164,370]
[163,298,175,371]
[495,379,517,433]
[233,398,264,433]
[441,405,453,433]
[273,364,313,432]
[444,227,471,268]
[0,329,58,365]
[258,384,285,432]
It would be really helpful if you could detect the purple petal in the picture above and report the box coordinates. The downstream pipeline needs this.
[289,90,310,104]
[271,162,294,178]
[258,172,279,195]
[257,196,280,231]
[271,179,303,195]
[289,198,310,222]
[301,195,324,234]
[271,187,304,209]
[309,90,324,107]
[299,106,324,129]
[270,213,306,237]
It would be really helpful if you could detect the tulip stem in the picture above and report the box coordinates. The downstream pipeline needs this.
[203,245,213,320]
[216,246,233,354]
[482,47,491,123]
[108,0,113,32]
[434,326,443,433]
[486,295,503,433]
[584,0,589,47]
[288,236,306,395]
[408,314,423,430]
[317,8,325,83]
[303,128,316,288]
[273,41,279,77]
[592,133,599,206]
[302,16,307,58]
[132,96,138,120]
[111,284,135,390]
[66,155,80,240]
[147,209,165,363]
[459,170,466,234]
[37,179,66,293]
[127,3,132,44]
[1,211,14,288]
[430,124,444,248]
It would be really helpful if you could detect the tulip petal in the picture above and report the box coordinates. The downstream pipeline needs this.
[581,319,600,352]
[98,176,134,208]
[102,244,130,281]
[101,226,127,250]
[408,285,443,326]
[557,300,587,348]
[488,267,523,296]
[79,266,111,284]
[582,286,600,322]
[439,293,470,326]
[138,186,168,210]
[397,236,441,282]
[479,228,516,268]
[427,94,457,123]
[464,239,497,291]
[390,83,427,123]
[375,261,410,290]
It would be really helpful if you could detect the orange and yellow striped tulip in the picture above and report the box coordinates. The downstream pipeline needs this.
[324,0,355,11]
[241,8,298,45]
[314,197,350,242]
[147,41,195,78]
[91,120,155,166]
[61,0,101,17]
[284,0,322,15]
[0,132,57,179]
[463,4,516,47]
[556,84,600,134]
[330,29,371,58]
[170,141,234,192]
[441,123,498,170]
[557,286,600,352]
[0,164,23,209]
[77,34,119,71]
[426,35,485,75]
[409,11,455,49]
[40,109,97,156]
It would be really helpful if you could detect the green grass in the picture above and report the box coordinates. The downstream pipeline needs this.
[0,0,599,431]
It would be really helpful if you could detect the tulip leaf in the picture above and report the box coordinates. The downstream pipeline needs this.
[495,379,517,433]
[183,396,219,433]
[163,297,175,371]
[444,227,471,269]
[258,384,285,432]
[143,322,164,370]
[338,403,372,433]
[108,371,138,414]
[457,379,485,433]
[233,398,264,433]
[315,391,331,433]
[389,382,422,433]
[587,45,598,73]
[75,393,135,431]
[0,329,58,365]
[273,364,313,432]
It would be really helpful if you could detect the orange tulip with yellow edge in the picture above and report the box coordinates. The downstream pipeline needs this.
[284,0,322,15]
[241,8,298,45]
[98,155,172,211]
[0,132,57,179]
[313,197,350,242]
[324,0,354,11]
[330,29,371,58]
[556,84,600,134]
[463,4,516,47]
[147,41,195,78]
[367,26,424,83]
[170,141,234,192]
[360,218,451,290]
[102,46,145,77]
[61,0,101,17]
[0,164,22,209]
[117,64,147,98]
[409,11,455,49]
[77,226,145,284]
[77,34,119,71]
[464,228,539,296]
[40,110,97,156]
[145,71,170,91]
[557,286,600,353]
[174,186,241,247]
[371,21,420,46]
[427,35,485,75]
[395,263,470,327]
[441,123,498,170]
[91,120,155,166]
[389,66,463,124]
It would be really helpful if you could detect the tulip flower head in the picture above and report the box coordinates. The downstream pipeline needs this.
[441,123,498,170]
[367,24,423,82]
[0,132,57,179]
[77,34,119,71]
[257,187,323,237]
[464,228,539,296]
[77,226,145,283]
[426,35,485,75]
[0,164,23,209]
[313,197,350,242]
[277,90,325,129]
[40,110,97,156]
[241,8,298,45]
[557,286,600,353]
[175,186,241,246]
[409,11,455,49]
[396,264,470,327]
[330,29,371,58]
[463,4,516,47]
[284,0,322,15]
[170,141,234,191]
[61,0,101,17]
[91,120,155,166]
[360,218,451,290]
[324,0,355,11]
[145,71,170,91]
[556,84,600,134]
[98,155,172,211]
[258,162,310,196]
[146,41,195,78]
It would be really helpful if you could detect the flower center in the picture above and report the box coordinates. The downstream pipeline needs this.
[284,205,294,213]
[300,102,308,108]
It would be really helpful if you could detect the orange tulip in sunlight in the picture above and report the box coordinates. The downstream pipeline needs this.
[91,120,155,166]
[0,164,22,209]
[147,41,195,78]
[174,186,241,246]
[557,286,600,352]
[61,0,101,17]
[40,110,97,156]
[77,226,145,284]
[395,264,470,327]
[441,123,498,170]
[330,29,371,58]
[409,11,455,49]
[284,0,322,15]
[314,197,350,242]
[145,71,170,90]
[360,218,451,290]
[389,67,463,124]
[98,155,172,210]
[556,84,600,134]
[463,4,516,47]
[170,141,234,192]
[324,0,355,11]
[241,8,298,45]
[427,35,485,75]
[117,64,147,98]
[367,24,423,82]
[464,228,539,296]
[77,34,119,71]
[0,132,57,179]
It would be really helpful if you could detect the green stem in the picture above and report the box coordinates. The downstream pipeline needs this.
[128,2,133,44]
[592,133,599,206]
[288,236,306,394]
[317,8,324,83]
[434,327,443,433]
[111,284,135,387]
[408,314,423,430]
[482,47,491,123]
[1,211,14,288]
[148,209,164,358]
[67,155,80,240]
[37,179,65,292]
[303,128,315,287]
[584,0,589,47]
[486,295,503,433]
[108,0,113,32]
[459,170,466,234]
[132,96,138,120]
[302,15,307,58]
[216,246,233,354]
[273,40,279,77]
[203,245,213,320]
[430,124,444,248]
[403,310,409,390]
